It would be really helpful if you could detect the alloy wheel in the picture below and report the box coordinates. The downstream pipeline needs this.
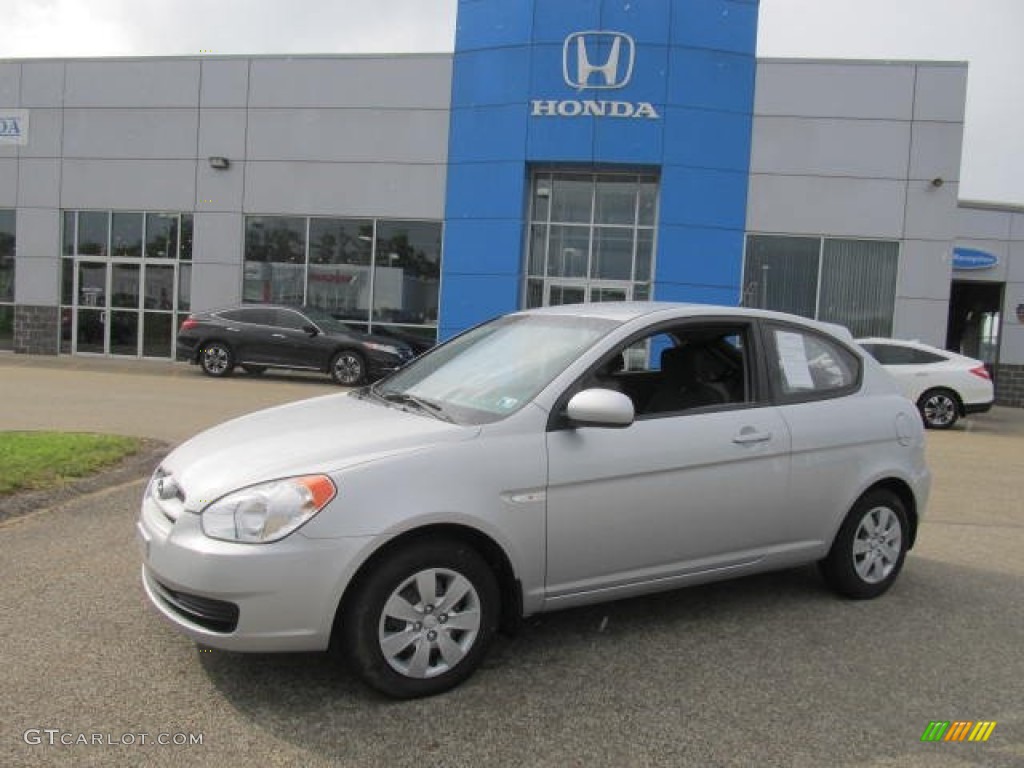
[852,506,902,584]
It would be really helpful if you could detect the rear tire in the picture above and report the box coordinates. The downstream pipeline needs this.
[330,350,366,386]
[820,489,908,599]
[340,538,500,699]
[199,342,234,378]
[917,388,959,429]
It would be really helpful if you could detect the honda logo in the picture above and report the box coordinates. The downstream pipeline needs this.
[563,31,635,90]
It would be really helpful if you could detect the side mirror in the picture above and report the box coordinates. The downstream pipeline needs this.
[565,389,634,428]
[303,324,319,337]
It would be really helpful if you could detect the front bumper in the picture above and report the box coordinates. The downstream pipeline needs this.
[138,494,374,652]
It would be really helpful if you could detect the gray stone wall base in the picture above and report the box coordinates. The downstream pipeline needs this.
[13,305,60,355]
[995,364,1024,408]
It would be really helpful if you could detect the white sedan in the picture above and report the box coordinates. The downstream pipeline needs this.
[857,338,994,429]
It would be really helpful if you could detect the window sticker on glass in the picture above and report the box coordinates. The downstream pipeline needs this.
[496,396,519,410]
[776,331,815,390]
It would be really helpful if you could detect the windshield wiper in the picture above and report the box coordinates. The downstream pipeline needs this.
[376,390,454,423]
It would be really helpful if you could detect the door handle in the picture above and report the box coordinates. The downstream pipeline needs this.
[271,333,286,339]
[733,430,772,445]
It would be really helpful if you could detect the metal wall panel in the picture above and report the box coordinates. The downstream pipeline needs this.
[20,61,64,108]
[243,161,446,218]
[64,60,200,108]
[61,159,197,209]
[13,207,60,259]
[754,61,915,120]
[896,240,953,301]
[200,60,249,108]
[193,212,243,265]
[913,65,968,122]
[247,56,453,109]
[245,108,449,163]
[746,174,906,238]
[16,158,60,208]
[909,122,963,182]
[63,109,199,159]
[750,116,910,178]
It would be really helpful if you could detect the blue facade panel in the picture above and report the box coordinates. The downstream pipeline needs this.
[659,166,749,230]
[669,0,759,54]
[448,104,529,163]
[599,0,673,45]
[442,218,526,275]
[655,225,745,288]
[455,0,534,51]
[445,162,527,220]
[531,0,603,44]
[439,273,521,338]
[665,47,757,113]
[441,0,759,337]
[662,106,752,171]
[452,47,532,107]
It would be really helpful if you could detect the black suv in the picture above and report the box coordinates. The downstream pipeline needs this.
[177,305,415,386]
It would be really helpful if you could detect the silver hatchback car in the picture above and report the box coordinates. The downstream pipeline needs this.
[139,303,930,698]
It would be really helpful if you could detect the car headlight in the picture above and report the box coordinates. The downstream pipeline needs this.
[200,475,336,543]
[363,342,400,356]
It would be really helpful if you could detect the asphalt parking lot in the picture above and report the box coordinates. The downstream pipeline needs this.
[1,354,1022,767]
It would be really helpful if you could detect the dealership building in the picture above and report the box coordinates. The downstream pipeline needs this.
[1,0,1022,405]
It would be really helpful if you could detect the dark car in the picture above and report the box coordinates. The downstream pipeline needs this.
[176,304,415,386]
[328,314,437,356]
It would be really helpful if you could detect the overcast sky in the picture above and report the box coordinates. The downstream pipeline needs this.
[3,0,1021,206]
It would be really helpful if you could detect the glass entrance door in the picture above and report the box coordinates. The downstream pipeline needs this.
[71,259,179,357]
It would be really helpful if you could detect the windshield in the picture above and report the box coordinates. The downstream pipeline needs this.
[374,314,617,424]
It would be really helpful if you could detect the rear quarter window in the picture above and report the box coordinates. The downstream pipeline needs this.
[766,324,861,402]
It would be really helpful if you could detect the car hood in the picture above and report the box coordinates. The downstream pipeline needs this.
[159,393,478,510]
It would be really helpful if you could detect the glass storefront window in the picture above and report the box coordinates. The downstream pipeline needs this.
[178,264,191,311]
[550,174,593,223]
[0,209,14,304]
[373,220,441,325]
[0,208,12,350]
[743,235,820,319]
[595,180,637,226]
[525,171,658,308]
[111,212,143,257]
[78,212,109,256]
[181,214,193,261]
[743,234,899,338]
[240,215,441,341]
[244,217,307,305]
[63,211,75,256]
[146,213,179,259]
[546,226,590,278]
[307,218,372,321]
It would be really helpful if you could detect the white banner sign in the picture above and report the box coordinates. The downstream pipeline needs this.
[0,109,29,145]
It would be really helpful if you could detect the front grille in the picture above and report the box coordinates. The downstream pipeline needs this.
[153,580,239,633]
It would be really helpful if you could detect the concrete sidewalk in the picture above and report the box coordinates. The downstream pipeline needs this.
[0,352,339,444]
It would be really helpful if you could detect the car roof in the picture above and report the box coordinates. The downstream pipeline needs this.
[517,302,854,337]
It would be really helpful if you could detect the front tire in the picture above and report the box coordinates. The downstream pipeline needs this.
[330,350,366,386]
[340,538,500,699]
[820,489,909,599]
[917,388,960,429]
[199,342,234,377]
